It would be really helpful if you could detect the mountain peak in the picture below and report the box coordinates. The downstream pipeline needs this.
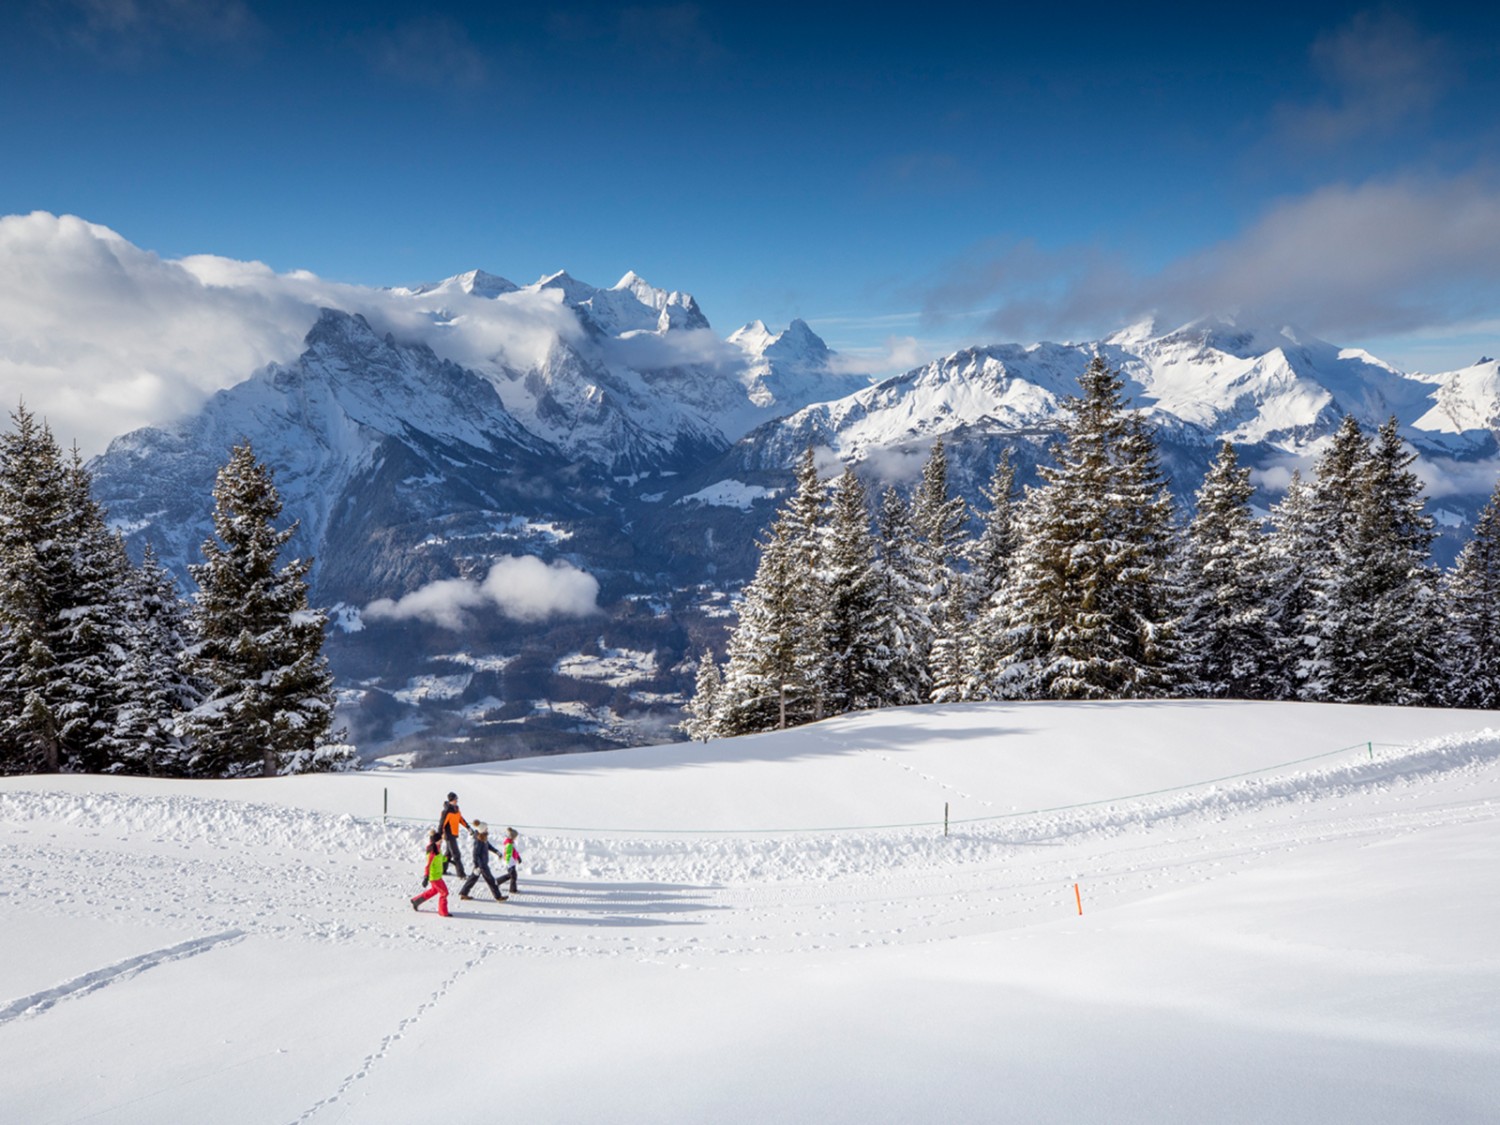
[304,307,377,349]
[459,269,518,298]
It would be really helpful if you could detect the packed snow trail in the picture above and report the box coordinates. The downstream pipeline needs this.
[2,726,1496,959]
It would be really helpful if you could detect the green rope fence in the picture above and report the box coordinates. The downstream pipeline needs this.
[377,737,1417,838]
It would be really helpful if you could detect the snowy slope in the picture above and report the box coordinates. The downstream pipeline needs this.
[3,700,1498,1123]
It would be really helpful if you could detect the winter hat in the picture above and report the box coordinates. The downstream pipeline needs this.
[472,820,488,836]
[447,792,457,801]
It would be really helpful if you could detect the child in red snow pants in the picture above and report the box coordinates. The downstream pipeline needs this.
[410,830,452,917]
[412,879,449,916]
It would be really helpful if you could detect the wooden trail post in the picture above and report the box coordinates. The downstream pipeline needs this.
[944,802,949,837]
[383,787,388,821]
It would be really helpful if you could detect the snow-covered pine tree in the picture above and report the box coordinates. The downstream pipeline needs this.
[872,485,930,706]
[822,467,889,715]
[991,356,1179,700]
[928,574,971,703]
[963,450,1020,699]
[1178,441,1286,699]
[0,405,72,773]
[0,408,137,774]
[679,648,723,741]
[183,441,352,777]
[1324,418,1442,705]
[111,545,201,776]
[712,449,829,733]
[1265,470,1321,700]
[1296,414,1371,701]
[910,438,970,702]
[1443,475,1500,708]
[53,446,136,773]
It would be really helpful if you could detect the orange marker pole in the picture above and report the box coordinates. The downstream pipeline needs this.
[1074,883,1083,916]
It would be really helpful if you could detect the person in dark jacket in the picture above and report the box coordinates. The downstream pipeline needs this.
[458,821,508,902]
[437,792,469,878]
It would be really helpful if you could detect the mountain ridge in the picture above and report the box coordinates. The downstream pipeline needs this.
[83,273,1500,763]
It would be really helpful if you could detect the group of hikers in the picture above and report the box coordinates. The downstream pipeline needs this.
[410,791,523,918]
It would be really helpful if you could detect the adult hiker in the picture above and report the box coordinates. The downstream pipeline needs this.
[458,821,508,903]
[410,829,451,917]
[437,791,469,878]
[501,826,522,895]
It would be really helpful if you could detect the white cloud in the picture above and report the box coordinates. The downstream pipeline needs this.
[828,334,935,379]
[939,176,1500,350]
[1275,11,1450,148]
[601,326,742,371]
[363,556,600,630]
[0,212,585,456]
[1412,456,1500,500]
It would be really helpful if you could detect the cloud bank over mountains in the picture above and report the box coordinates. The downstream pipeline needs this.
[0,212,587,456]
[924,175,1500,359]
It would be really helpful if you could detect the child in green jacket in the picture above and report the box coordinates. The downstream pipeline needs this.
[502,827,522,895]
[410,829,451,917]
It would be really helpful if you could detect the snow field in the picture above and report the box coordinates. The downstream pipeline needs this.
[2,700,1498,1122]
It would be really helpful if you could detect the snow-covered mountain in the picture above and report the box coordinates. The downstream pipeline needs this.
[92,308,591,605]
[735,317,1488,467]
[383,268,868,473]
[85,286,1500,763]
[1409,355,1500,442]
[89,281,880,763]
[715,317,1499,541]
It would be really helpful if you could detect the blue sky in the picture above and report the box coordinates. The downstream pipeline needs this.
[5,1,1500,373]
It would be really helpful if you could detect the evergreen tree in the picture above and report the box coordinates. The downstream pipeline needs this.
[0,409,134,773]
[928,574,971,703]
[111,545,201,776]
[991,357,1179,699]
[54,446,136,773]
[821,468,888,714]
[909,439,969,700]
[0,405,70,773]
[1178,442,1286,699]
[966,451,1020,615]
[183,442,351,777]
[713,450,829,733]
[1296,414,1372,700]
[1444,476,1500,708]
[872,486,930,706]
[1325,418,1442,704]
[964,450,1021,699]
[679,648,723,741]
[1265,470,1321,700]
